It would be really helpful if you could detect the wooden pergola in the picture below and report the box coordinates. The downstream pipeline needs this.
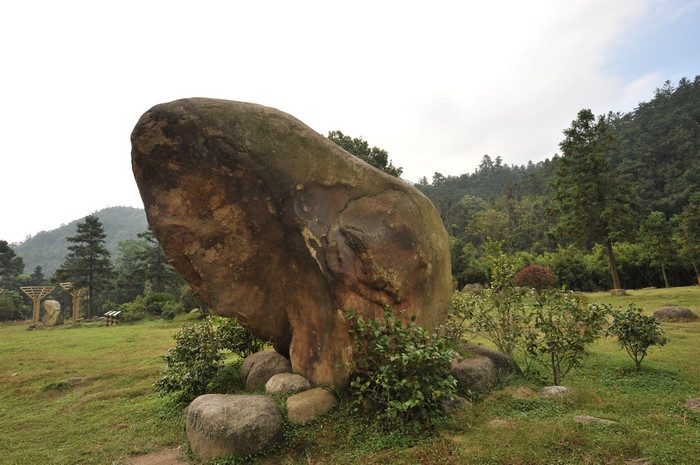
[60,282,87,322]
[20,286,55,324]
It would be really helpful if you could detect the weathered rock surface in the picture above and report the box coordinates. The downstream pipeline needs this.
[463,344,521,375]
[684,397,700,412]
[540,386,573,397]
[240,350,292,391]
[265,372,311,395]
[286,387,338,424]
[131,98,452,387]
[573,415,618,425]
[42,300,63,326]
[653,306,697,321]
[186,394,283,462]
[452,356,497,394]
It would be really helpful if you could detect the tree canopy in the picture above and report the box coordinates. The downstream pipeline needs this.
[57,215,114,318]
[327,130,403,177]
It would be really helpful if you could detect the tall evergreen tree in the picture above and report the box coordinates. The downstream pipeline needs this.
[58,215,113,318]
[639,211,676,288]
[552,109,636,290]
[0,240,25,285]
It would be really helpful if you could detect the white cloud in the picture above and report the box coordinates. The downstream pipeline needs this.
[0,0,696,243]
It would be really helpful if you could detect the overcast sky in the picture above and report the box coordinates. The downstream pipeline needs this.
[2,0,699,244]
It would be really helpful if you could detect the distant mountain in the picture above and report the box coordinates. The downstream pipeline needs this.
[11,206,148,277]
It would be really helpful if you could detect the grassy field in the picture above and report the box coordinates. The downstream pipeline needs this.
[1,286,699,464]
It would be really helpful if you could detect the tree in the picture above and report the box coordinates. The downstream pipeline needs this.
[135,229,184,293]
[606,305,668,372]
[0,240,25,285]
[113,229,184,302]
[638,211,677,287]
[678,192,700,280]
[58,215,113,318]
[552,109,636,290]
[327,130,403,177]
[29,265,47,286]
[525,292,609,385]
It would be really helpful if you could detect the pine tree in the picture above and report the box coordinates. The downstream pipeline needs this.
[552,109,637,290]
[58,215,113,318]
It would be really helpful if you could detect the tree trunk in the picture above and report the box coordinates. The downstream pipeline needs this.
[661,262,670,288]
[605,238,622,290]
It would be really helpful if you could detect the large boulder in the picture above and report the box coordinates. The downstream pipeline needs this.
[653,306,697,321]
[463,344,521,375]
[131,98,452,388]
[452,356,497,394]
[186,394,283,462]
[42,300,63,326]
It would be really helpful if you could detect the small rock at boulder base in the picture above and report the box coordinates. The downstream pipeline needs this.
[463,343,521,375]
[240,350,292,391]
[286,387,338,424]
[131,98,452,388]
[266,372,311,395]
[451,356,497,394]
[186,394,283,463]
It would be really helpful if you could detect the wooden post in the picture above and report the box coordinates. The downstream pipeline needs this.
[20,286,55,324]
[60,282,86,322]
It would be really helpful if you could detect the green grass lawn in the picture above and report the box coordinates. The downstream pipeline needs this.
[1,287,699,465]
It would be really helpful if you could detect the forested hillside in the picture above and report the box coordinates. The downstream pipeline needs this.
[416,76,700,291]
[11,206,147,276]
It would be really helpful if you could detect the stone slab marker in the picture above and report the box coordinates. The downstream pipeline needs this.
[131,98,452,388]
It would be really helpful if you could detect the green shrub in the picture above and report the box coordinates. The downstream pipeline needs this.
[347,309,457,427]
[469,242,528,357]
[525,291,609,385]
[514,264,558,292]
[160,301,181,320]
[155,319,223,403]
[155,316,264,403]
[180,285,210,317]
[145,292,176,316]
[606,304,669,372]
[446,288,477,343]
[118,296,149,322]
[216,317,266,358]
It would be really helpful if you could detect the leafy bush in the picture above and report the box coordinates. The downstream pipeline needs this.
[469,242,528,357]
[446,288,477,342]
[525,291,609,385]
[606,304,669,371]
[160,301,181,320]
[155,319,222,403]
[0,294,18,321]
[347,309,457,427]
[514,264,558,292]
[216,317,266,358]
[180,285,210,317]
[155,316,264,403]
[118,296,149,322]
[145,292,176,316]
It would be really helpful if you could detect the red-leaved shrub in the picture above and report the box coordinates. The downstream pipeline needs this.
[514,265,558,292]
